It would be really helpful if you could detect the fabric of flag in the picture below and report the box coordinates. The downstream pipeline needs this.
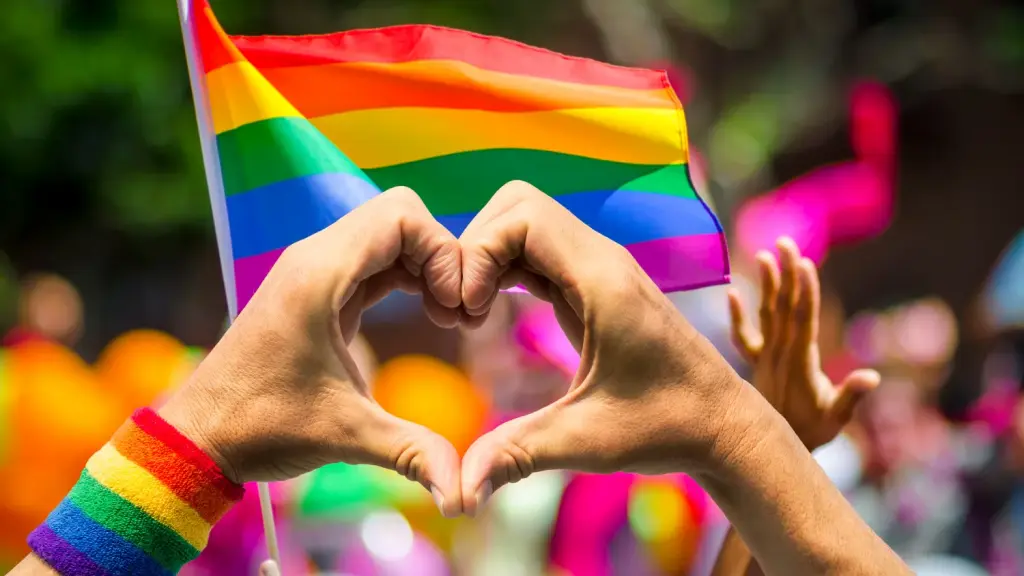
[181,0,729,315]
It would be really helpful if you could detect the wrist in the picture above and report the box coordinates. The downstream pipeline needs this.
[157,362,245,485]
[697,381,787,481]
[158,395,241,486]
[28,409,244,576]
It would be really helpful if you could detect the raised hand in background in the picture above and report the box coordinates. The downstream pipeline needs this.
[727,237,880,451]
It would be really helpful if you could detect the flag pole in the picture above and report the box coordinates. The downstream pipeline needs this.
[176,0,236,315]
[176,0,281,570]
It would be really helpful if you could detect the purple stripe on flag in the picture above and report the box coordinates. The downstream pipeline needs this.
[28,523,112,576]
[232,233,728,312]
[234,248,286,312]
[626,233,730,293]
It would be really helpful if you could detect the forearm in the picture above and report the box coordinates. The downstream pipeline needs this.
[697,385,909,576]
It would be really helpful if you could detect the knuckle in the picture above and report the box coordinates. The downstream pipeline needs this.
[380,186,426,212]
[497,179,538,196]
[381,185,417,201]
[275,241,312,278]
[495,179,548,208]
[267,244,325,307]
[381,187,437,232]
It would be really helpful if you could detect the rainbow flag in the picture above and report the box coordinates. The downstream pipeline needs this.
[179,0,729,316]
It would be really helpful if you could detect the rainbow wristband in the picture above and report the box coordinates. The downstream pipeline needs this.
[28,408,245,575]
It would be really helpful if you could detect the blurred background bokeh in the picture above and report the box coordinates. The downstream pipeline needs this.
[1,0,1023,575]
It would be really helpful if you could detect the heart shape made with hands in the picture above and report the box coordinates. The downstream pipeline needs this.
[181,179,738,521]
[327,181,732,518]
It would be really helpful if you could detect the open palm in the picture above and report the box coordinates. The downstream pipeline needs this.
[727,238,880,451]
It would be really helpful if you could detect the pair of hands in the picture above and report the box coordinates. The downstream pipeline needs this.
[159,181,750,517]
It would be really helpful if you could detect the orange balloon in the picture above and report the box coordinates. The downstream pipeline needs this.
[630,478,702,575]
[7,341,124,461]
[0,349,11,465]
[94,330,195,410]
[373,355,488,456]
[0,458,79,558]
[0,341,124,554]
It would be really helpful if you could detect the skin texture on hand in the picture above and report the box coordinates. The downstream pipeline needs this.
[457,181,908,574]
[712,238,881,576]
[457,181,750,513]
[157,187,467,517]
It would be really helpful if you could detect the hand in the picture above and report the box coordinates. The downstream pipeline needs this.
[727,238,880,451]
[456,181,751,514]
[158,187,465,516]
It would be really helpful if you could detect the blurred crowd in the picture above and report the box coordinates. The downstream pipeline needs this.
[1,223,1022,575]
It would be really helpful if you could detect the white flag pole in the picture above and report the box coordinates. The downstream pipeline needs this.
[176,0,236,315]
[176,0,281,570]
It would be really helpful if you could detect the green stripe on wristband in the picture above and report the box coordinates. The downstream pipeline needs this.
[67,470,200,572]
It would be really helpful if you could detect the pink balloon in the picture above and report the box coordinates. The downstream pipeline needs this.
[735,192,831,264]
[550,473,635,576]
[549,473,713,576]
[825,80,896,244]
[734,80,898,264]
[514,302,579,378]
[850,80,898,162]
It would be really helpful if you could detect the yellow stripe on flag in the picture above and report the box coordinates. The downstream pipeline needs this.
[313,107,687,169]
[206,61,301,134]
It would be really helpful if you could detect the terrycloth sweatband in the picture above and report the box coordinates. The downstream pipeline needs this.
[28,408,245,575]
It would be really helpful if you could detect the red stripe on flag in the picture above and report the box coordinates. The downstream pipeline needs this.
[192,0,245,74]
[231,25,667,90]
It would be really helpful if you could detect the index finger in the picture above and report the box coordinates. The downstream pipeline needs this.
[792,258,821,355]
[305,186,463,310]
[458,181,620,313]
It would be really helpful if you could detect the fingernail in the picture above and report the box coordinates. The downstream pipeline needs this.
[259,560,281,576]
[475,480,493,513]
[430,485,448,517]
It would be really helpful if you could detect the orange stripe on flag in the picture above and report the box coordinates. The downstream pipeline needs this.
[258,59,676,117]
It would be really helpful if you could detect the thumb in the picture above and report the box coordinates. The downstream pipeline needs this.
[363,410,464,518]
[258,560,280,576]
[829,369,881,425]
[460,403,590,517]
